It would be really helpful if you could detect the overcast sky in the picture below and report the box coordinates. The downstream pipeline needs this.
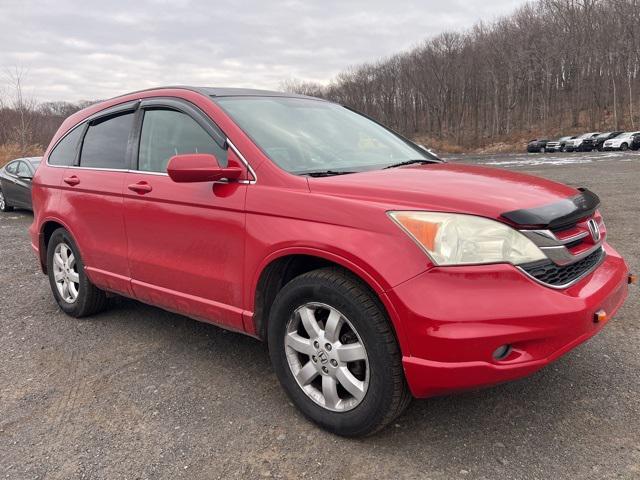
[0,0,528,102]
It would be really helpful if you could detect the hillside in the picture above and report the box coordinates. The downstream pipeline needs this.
[283,0,640,152]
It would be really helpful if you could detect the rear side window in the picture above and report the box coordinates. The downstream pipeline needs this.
[80,112,135,169]
[48,126,84,166]
[138,109,227,173]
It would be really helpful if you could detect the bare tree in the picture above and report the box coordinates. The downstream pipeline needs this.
[285,0,640,149]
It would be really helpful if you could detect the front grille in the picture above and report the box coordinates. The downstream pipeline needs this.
[521,247,604,287]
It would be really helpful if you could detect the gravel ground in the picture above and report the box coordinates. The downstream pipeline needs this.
[1,151,638,480]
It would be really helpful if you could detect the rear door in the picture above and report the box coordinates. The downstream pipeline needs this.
[1,161,21,206]
[123,98,249,330]
[59,102,137,295]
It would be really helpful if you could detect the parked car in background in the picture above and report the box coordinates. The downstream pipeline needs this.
[545,136,573,152]
[565,132,600,152]
[526,138,550,153]
[594,132,623,151]
[602,131,640,151]
[631,133,640,151]
[29,87,633,436]
[0,157,41,212]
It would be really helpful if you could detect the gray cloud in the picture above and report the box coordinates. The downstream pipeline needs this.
[0,0,528,102]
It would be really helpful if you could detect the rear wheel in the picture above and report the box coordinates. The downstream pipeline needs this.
[621,143,629,151]
[0,189,14,212]
[46,228,108,317]
[268,267,411,436]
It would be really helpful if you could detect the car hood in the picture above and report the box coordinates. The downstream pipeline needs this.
[307,163,578,224]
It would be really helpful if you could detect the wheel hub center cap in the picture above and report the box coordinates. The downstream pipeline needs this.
[317,350,329,365]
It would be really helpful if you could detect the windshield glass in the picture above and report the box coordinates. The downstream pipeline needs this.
[214,96,433,174]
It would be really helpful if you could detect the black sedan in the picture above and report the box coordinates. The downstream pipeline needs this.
[631,133,640,151]
[0,157,41,212]
[526,138,550,153]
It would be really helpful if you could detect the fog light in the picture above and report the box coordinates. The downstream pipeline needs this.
[629,273,638,285]
[493,344,512,361]
[594,309,607,323]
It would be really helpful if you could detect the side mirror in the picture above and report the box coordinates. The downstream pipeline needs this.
[167,153,243,183]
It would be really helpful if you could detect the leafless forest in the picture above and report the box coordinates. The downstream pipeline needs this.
[283,0,640,151]
[0,68,91,165]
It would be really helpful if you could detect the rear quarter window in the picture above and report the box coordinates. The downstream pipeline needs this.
[5,162,18,174]
[48,126,84,166]
[80,112,135,169]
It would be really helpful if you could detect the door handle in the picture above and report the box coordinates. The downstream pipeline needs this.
[63,175,80,186]
[128,181,153,194]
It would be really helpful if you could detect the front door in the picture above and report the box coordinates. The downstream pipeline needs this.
[123,102,249,331]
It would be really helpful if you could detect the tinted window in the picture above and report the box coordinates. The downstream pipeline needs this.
[48,126,84,166]
[80,112,134,169]
[138,108,227,173]
[5,161,18,174]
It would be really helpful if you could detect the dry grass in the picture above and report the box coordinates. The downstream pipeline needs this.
[411,136,467,154]
[0,143,45,167]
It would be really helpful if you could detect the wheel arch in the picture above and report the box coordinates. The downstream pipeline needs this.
[249,249,409,354]
[38,217,81,273]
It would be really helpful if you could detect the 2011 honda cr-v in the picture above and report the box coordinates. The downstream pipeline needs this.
[30,87,633,436]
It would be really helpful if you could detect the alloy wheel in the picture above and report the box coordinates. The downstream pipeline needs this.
[284,302,370,412]
[0,191,5,210]
[53,242,80,303]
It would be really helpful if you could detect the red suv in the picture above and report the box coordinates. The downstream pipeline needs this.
[30,87,633,436]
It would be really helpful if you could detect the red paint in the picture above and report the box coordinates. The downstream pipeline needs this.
[29,88,630,398]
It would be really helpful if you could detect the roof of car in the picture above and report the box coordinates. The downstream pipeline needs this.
[7,156,41,164]
[190,86,321,99]
[117,86,325,102]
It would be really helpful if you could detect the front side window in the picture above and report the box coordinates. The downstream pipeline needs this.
[138,108,227,173]
[214,96,433,174]
[80,112,135,169]
[48,125,84,166]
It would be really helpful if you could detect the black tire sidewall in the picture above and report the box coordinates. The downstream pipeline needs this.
[268,274,399,436]
[0,188,13,212]
[46,229,91,317]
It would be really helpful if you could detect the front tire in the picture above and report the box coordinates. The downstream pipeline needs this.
[268,267,410,436]
[46,228,108,317]
[0,189,14,212]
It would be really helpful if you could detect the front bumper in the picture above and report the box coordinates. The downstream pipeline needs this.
[386,243,629,398]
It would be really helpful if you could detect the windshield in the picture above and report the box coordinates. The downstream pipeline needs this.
[214,96,434,174]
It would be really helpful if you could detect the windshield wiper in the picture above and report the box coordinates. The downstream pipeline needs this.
[384,159,436,169]
[301,170,357,177]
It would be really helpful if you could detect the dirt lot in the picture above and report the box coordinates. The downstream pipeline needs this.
[1,151,639,479]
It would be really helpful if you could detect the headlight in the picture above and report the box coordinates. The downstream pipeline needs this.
[388,211,547,266]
